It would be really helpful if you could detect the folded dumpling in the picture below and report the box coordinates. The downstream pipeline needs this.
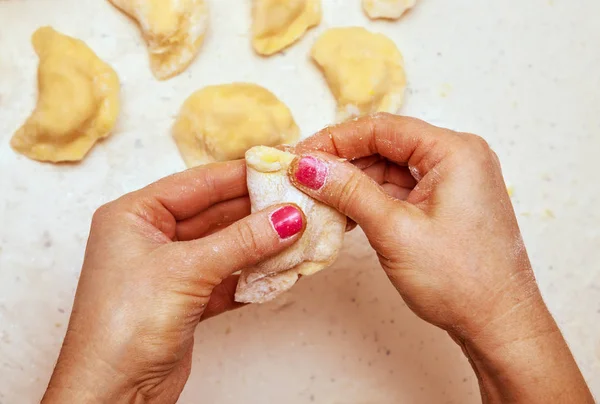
[235,146,346,303]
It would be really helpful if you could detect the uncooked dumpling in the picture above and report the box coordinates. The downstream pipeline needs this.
[235,146,346,304]
[108,0,208,80]
[172,83,300,167]
[252,0,321,56]
[363,0,417,20]
[311,27,407,122]
[10,27,120,163]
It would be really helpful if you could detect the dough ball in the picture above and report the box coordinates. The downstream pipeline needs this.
[172,83,300,167]
[252,0,321,56]
[363,0,417,20]
[311,27,407,121]
[10,27,120,163]
[235,146,346,304]
[108,0,208,80]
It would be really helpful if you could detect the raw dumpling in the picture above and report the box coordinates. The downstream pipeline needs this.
[108,0,208,80]
[252,0,321,56]
[311,27,407,122]
[172,83,300,167]
[10,27,120,163]
[235,146,346,304]
[363,0,417,20]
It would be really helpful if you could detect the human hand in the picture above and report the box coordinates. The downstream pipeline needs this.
[42,160,305,404]
[291,113,593,403]
[292,113,533,337]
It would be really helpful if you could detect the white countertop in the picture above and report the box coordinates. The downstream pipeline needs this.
[1,0,599,402]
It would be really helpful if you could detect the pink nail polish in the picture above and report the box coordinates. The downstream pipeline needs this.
[294,156,328,190]
[270,206,304,239]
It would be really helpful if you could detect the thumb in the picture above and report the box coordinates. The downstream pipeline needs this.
[176,204,306,283]
[288,152,411,239]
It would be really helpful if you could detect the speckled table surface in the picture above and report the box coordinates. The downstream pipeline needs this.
[1,0,599,403]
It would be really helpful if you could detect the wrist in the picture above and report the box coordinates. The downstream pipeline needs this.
[454,288,592,403]
[42,331,142,404]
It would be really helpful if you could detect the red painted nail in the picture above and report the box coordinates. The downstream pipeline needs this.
[270,206,304,239]
[294,156,328,190]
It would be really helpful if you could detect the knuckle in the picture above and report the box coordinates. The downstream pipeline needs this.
[91,203,114,225]
[456,133,496,165]
[337,170,365,215]
[463,133,490,150]
[234,221,265,261]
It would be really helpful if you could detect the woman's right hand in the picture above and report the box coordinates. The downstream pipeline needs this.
[291,113,593,403]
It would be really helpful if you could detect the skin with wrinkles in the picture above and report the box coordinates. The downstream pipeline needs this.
[40,114,593,404]
[10,27,120,163]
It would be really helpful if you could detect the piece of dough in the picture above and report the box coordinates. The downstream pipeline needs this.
[252,0,321,56]
[10,27,120,163]
[108,0,207,80]
[363,0,417,20]
[235,146,346,304]
[172,83,300,167]
[311,27,407,122]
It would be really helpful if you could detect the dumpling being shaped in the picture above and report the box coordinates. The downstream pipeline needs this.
[10,27,120,163]
[172,83,300,167]
[108,0,208,80]
[252,0,321,56]
[311,27,407,122]
[235,146,346,304]
[363,0,417,20]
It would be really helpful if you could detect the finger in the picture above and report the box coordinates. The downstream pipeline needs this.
[175,204,306,282]
[295,113,458,179]
[382,183,412,201]
[141,160,248,221]
[201,275,245,321]
[289,152,419,237]
[176,197,251,241]
[351,155,383,169]
[362,161,386,183]
[359,160,417,189]
[385,164,418,188]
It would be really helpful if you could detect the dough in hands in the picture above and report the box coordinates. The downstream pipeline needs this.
[235,146,346,304]
[363,0,417,20]
[108,0,208,80]
[311,27,407,122]
[172,83,300,167]
[252,0,321,56]
[10,27,120,163]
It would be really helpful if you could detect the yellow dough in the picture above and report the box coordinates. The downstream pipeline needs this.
[363,0,417,20]
[311,27,407,121]
[235,146,346,303]
[172,83,300,167]
[10,27,120,163]
[108,0,208,80]
[252,0,321,56]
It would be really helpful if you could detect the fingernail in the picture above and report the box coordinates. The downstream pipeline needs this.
[270,206,304,239]
[294,156,328,190]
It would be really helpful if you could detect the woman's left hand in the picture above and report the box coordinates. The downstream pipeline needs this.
[42,160,305,404]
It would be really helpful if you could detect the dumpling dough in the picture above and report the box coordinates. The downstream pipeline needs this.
[172,83,300,167]
[235,146,346,304]
[10,27,120,163]
[311,27,407,122]
[252,0,321,56]
[108,0,207,80]
[363,0,417,20]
